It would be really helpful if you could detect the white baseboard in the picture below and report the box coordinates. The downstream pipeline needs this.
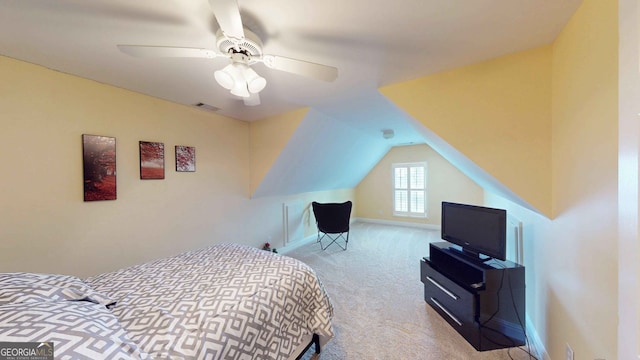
[353,217,441,231]
[277,234,317,255]
[525,315,549,360]
[279,218,439,255]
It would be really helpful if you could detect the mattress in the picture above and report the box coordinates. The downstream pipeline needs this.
[85,243,334,359]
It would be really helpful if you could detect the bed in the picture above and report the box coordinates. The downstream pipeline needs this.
[0,243,334,360]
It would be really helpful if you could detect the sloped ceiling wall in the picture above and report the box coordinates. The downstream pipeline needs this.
[251,93,539,218]
[249,108,308,195]
[252,48,552,219]
[252,108,382,197]
[381,46,553,217]
[252,90,426,198]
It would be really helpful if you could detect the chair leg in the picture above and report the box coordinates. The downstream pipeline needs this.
[319,232,348,251]
[336,233,348,251]
[320,234,335,250]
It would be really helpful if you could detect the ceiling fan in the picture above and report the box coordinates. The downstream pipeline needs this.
[117,0,338,106]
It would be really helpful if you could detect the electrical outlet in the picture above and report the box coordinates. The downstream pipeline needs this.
[565,343,574,360]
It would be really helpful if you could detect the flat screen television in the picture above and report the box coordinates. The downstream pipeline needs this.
[441,201,507,261]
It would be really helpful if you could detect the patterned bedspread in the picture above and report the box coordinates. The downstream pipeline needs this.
[85,243,334,360]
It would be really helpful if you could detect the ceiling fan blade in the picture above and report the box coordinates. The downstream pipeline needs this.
[118,45,219,59]
[261,55,338,82]
[208,0,245,44]
[243,93,260,106]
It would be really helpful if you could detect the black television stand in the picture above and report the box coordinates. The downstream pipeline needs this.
[420,241,526,351]
[447,247,492,262]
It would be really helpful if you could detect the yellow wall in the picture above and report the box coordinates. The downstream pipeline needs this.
[380,46,552,217]
[249,108,308,196]
[355,144,483,226]
[0,55,347,277]
[617,0,640,356]
[547,0,619,358]
[379,0,619,358]
[0,1,624,356]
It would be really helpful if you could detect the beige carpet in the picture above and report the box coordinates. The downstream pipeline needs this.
[287,222,537,360]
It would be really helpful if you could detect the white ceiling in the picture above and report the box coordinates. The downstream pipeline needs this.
[0,0,582,122]
[1,0,582,204]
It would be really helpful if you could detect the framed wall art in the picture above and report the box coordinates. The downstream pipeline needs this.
[175,145,195,172]
[139,141,165,179]
[82,134,117,201]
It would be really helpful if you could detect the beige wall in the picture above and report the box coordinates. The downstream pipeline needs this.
[0,55,350,278]
[378,0,619,358]
[547,0,618,358]
[249,108,308,196]
[0,1,627,356]
[355,144,482,226]
[380,45,552,217]
[617,0,640,356]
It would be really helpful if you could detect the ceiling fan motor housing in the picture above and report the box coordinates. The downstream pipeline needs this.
[216,28,263,63]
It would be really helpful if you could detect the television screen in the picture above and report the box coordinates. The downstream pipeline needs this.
[441,202,507,261]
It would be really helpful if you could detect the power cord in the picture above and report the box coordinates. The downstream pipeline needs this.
[477,260,537,359]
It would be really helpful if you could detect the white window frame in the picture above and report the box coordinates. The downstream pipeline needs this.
[392,162,427,218]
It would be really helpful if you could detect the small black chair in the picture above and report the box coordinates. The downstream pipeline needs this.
[311,201,352,250]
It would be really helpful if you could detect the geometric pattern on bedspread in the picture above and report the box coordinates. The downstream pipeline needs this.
[0,301,149,360]
[85,243,334,360]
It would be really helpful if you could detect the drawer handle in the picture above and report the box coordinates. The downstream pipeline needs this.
[431,298,463,326]
[426,276,459,300]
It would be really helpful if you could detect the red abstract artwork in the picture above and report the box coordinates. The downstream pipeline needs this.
[82,134,117,201]
[140,141,165,179]
[175,145,195,172]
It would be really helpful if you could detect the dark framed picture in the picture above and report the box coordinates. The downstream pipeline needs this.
[175,145,196,172]
[139,141,165,179]
[82,134,117,201]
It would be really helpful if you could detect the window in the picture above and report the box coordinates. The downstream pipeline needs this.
[393,162,427,217]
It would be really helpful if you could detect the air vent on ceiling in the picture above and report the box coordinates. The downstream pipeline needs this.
[193,102,220,112]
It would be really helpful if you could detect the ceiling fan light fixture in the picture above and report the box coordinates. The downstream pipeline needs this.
[214,64,236,90]
[230,80,250,98]
[241,66,267,94]
[248,77,266,94]
[216,62,266,97]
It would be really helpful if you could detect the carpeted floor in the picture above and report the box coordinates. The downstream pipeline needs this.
[286,222,537,360]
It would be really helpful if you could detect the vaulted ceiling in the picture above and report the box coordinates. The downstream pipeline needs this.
[0,0,582,212]
[0,0,581,121]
